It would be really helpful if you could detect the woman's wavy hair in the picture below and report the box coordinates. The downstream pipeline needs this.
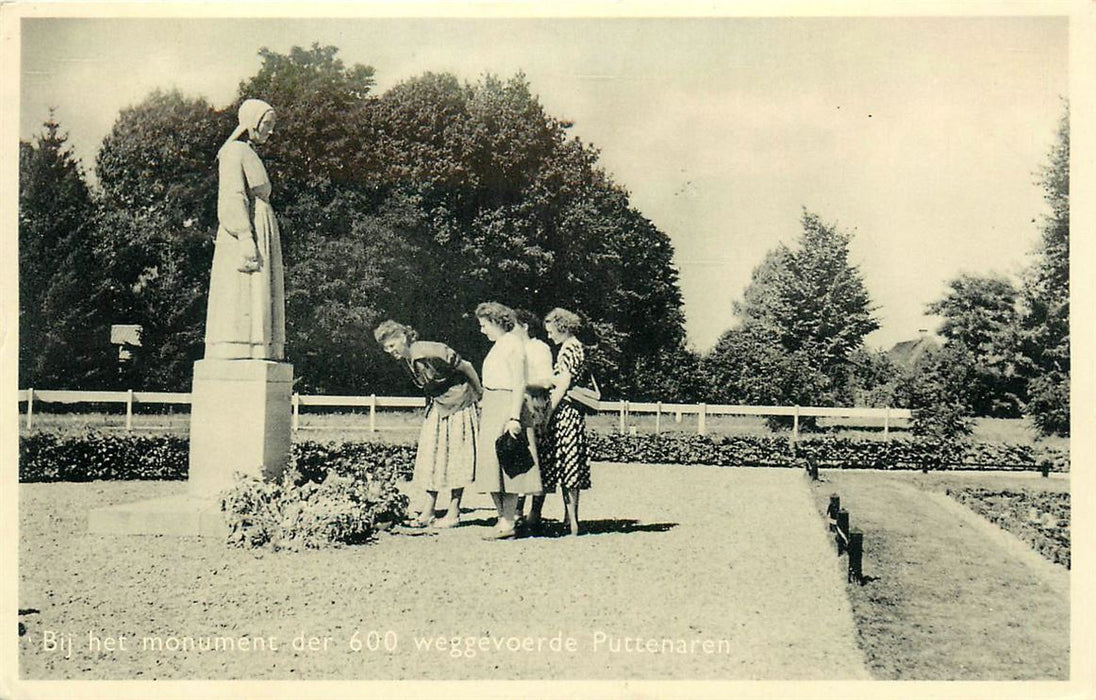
[474,302,516,332]
[544,307,583,337]
[513,308,547,341]
[373,320,418,345]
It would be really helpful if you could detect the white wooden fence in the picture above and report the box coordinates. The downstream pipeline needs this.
[17,388,911,439]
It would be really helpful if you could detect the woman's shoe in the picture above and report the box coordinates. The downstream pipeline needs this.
[482,527,517,541]
[433,514,460,529]
[406,513,435,529]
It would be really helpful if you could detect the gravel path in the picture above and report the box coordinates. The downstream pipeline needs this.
[19,463,868,680]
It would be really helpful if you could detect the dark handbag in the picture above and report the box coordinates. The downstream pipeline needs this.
[495,430,534,478]
[565,373,601,415]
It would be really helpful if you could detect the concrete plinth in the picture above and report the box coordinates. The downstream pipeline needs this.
[187,359,293,497]
[88,359,293,536]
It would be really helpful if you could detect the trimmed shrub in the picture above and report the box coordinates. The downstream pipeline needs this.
[588,431,1069,472]
[18,433,417,483]
[18,429,1068,482]
[19,431,188,482]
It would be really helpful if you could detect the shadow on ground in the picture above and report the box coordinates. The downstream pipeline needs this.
[529,518,678,538]
[415,508,678,538]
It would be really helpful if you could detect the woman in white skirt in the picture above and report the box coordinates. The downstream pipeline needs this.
[374,320,483,529]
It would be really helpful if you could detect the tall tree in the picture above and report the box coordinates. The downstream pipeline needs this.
[94,92,226,389]
[926,273,1025,417]
[96,90,229,228]
[87,44,691,395]
[705,210,879,410]
[1019,106,1069,436]
[19,116,114,388]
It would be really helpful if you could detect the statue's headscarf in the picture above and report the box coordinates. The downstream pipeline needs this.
[218,98,275,158]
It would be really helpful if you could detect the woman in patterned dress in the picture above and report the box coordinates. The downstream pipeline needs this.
[374,320,482,529]
[470,302,543,540]
[541,307,592,536]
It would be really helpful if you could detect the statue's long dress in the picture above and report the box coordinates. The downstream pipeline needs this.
[205,140,285,360]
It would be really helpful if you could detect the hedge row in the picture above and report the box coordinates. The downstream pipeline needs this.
[18,430,1068,483]
[19,431,190,482]
[589,432,1070,472]
[18,432,415,483]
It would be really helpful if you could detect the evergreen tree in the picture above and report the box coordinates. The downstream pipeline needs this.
[19,116,113,388]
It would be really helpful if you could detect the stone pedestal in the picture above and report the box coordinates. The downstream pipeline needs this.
[88,359,293,537]
[188,359,293,497]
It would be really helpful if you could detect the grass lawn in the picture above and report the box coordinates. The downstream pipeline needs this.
[809,470,1069,680]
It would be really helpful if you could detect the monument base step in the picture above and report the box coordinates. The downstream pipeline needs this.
[88,495,228,538]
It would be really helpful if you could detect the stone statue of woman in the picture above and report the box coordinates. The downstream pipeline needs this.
[205,98,286,360]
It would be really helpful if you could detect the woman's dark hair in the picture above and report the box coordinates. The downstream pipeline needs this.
[474,302,516,332]
[513,308,546,341]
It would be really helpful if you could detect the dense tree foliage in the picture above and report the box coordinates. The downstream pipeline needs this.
[26,44,690,396]
[92,91,227,389]
[704,211,879,415]
[925,273,1025,417]
[1018,107,1070,436]
[19,117,114,389]
[19,45,1068,427]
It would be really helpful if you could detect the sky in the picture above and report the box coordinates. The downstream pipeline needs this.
[17,13,1070,352]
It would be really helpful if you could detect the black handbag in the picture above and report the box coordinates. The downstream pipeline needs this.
[565,373,601,415]
[495,430,534,479]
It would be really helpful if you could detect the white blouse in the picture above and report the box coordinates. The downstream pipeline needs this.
[525,338,554,389]
[481,332,526,390]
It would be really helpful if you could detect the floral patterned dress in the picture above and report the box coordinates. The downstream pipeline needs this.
[542,337,591,490]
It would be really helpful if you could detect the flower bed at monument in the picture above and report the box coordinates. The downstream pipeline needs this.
[222,465,410,550]
[18,430,1067,483]
[947,487,1071,568]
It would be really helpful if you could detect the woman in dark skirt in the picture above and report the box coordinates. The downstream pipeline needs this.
[541,307,591,536]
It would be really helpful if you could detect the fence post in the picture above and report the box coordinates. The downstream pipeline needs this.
[792,405,800,443]
[675,409,683,424]
[619,401,627,435]
[836,510,850,556]
[698,403,707,436]
[827,495,840,532]
[291,393,300,432]
[125,389,134,432]
[655,401,662,435]
[26,388,34,430]
[369,394,377,433]
[848,530,864,584]
[883,406,890,441]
